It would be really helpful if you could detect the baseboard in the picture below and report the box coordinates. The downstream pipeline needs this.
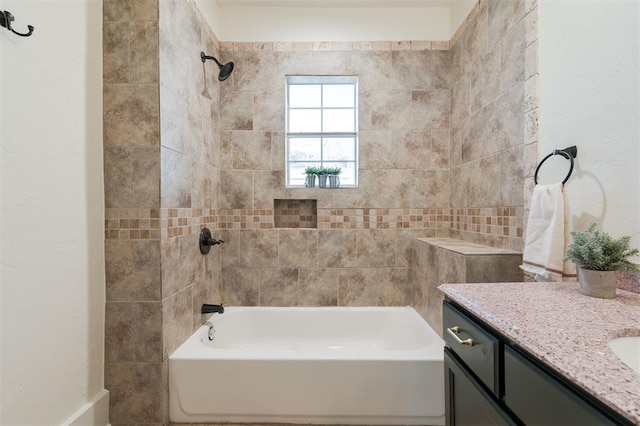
[62,389,109,426]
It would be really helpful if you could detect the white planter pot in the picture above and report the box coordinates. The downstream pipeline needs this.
[578,267,617,299]
[305,174,316,188]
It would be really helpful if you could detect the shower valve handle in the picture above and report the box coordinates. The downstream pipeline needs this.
[199,228,224,254]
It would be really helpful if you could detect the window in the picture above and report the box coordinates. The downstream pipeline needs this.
[286,75,358,187]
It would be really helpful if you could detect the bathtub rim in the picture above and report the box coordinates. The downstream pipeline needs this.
[170,305,444,361]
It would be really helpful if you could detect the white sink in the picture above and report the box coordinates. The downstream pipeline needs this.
[608,336,640,373]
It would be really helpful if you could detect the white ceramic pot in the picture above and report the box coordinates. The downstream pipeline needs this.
[305,174,316,188]
[578,267,617,299]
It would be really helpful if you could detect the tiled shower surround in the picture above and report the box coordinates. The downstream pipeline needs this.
[102,0,538,423]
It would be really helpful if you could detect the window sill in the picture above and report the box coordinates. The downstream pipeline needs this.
[286,185,358,189]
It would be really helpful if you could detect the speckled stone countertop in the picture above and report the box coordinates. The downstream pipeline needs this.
[439,282,640,424]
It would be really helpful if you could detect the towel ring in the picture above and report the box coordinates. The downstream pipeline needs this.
[534,145,577,185]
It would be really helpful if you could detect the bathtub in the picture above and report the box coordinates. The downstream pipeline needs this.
[169,306,445,425]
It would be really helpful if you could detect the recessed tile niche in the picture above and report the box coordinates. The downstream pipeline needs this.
[274,199,318,228]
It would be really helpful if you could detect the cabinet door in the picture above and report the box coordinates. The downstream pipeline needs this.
[445,348,513,426]
[504,346,619,425]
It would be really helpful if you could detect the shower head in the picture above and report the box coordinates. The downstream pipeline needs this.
[200,51,234,81]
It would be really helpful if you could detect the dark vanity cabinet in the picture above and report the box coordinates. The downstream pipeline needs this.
[442,300,632,426]
[444,348,511,425]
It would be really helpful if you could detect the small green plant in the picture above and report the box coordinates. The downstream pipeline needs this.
[323,167,342,175]
[304,166,320,175]
[564,223,639,271]
[316,167,329,175]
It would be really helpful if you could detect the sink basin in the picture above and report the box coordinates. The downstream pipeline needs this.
[608,336,640,373]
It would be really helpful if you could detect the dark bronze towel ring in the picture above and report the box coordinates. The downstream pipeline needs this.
[534,145,577,185]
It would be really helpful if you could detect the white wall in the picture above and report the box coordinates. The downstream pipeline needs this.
[195,0,478,42]
[538,0,640,254]
[195,0,223,41]
[450,0,476,35]
[0,0,107,424]
[200,2,452,41]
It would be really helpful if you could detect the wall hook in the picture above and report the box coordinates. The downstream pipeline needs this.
[0,10,35,37]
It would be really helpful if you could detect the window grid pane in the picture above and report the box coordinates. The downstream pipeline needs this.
[322,109,356,133]
[289,85,321,108]
[287,136,358,186]
[289,109,321,133]
[286,76,358,187]
[323,84,355,107]
[289,138,321,161]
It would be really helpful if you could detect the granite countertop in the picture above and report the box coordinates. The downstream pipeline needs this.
[438,282,640,424]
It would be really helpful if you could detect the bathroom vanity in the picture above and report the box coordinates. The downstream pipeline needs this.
[439,282,640,425]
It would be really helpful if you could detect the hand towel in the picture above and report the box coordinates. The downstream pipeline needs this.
[520,183,577,281]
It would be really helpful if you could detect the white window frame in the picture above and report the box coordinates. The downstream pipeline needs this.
[285,75,359,188]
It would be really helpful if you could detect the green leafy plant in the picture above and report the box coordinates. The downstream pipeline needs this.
[564,223,639,271]
[323,167,342,175]
[316,167,329,175]
[304,166,320,175]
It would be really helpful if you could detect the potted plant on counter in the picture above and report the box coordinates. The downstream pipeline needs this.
[304,166,319,188]
[564,223,639,298]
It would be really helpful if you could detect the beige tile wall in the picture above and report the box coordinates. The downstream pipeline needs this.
[104,0,225,423]
[158,0,223,363]
[214,0,538,307]
[102,0,538,423]
[103,0,164,423]
[216,40,452,307]
[412,237,523,335]
[449,0,537,252]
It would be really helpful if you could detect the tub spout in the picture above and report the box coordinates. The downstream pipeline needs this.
[201,303,224,314]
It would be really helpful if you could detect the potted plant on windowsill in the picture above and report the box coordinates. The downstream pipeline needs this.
[564,223,639,299]
[304,166,319,188]
[316,167,329,188]
[325,167,342,188]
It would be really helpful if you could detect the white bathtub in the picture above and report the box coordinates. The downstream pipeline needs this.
[169,306,445,425]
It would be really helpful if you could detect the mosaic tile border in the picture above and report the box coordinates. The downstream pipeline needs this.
[451,207,524,238]
[105,208,218,240]
[105,208,161,240]
[161,208,218,238]
[218,209,275,229]
[106,206,524,238]
[318,208,451,230]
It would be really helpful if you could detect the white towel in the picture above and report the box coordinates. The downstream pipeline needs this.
[520,183,577,281]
